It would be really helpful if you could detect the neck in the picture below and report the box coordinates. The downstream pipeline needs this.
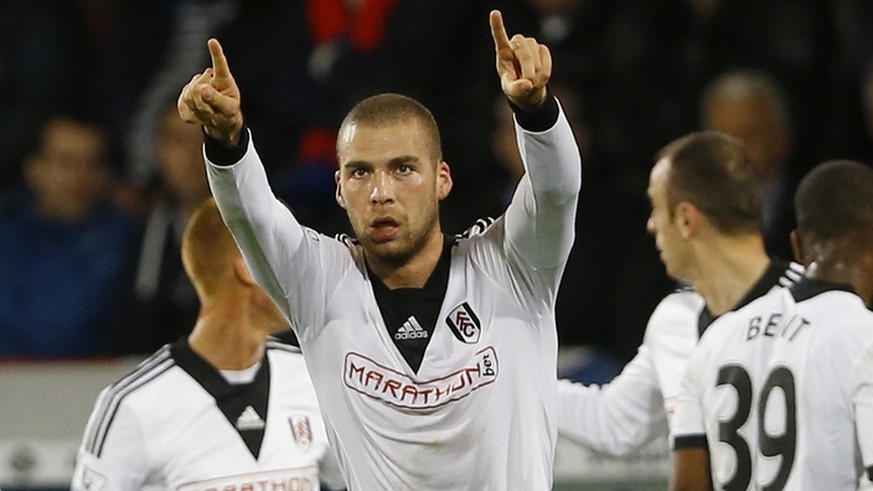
[368,229,445,289]
[688,234,771,316]
[806,249,873,307]
[188,295,271,370]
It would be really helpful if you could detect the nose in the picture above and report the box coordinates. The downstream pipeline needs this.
[369,171,395,204]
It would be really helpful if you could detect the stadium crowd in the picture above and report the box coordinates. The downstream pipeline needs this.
[2,0,873,378]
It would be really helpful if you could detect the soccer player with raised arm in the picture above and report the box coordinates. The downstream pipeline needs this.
[557,132,801,457]
[177,10,581,490]
[670,160,873,490]
[71,199,343,490]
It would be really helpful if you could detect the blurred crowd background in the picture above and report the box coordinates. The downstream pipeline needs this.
[2,0,873,382]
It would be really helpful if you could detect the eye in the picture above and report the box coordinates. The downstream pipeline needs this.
[351,168,368,178]
[396,164,413,175]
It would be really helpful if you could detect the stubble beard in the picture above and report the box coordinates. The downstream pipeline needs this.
[355,210,440,268]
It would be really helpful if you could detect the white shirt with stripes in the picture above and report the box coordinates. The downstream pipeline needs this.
[71,340,343,490]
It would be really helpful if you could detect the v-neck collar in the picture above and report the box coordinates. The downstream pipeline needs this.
[170,339,271,459]
[368,237,455,374]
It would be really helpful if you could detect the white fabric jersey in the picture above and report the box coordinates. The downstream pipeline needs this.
[71,340,343,491]
[558,262,803,456]
[557,289,703,455]
[206,102,581,490]
[673,278,873,490]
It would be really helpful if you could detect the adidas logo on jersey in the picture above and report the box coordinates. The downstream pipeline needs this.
[395,316,428,340]
[236,405,265,431]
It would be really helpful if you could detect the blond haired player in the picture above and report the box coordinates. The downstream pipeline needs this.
[72,199,342,490]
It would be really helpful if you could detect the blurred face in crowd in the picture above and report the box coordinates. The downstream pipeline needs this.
[703,93,790,182]
[25,118,109,221]
[157,108,210,205]
[335,117,452,265]
[647,158,691,280]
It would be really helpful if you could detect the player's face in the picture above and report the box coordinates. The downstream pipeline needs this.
[336,119,452,264]
[647,158,690,280]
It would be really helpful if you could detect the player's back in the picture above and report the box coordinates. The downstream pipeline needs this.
[679,286,792,490]
[756,279,873,490]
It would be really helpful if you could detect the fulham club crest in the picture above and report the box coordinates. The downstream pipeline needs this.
[446,302,481,344]
[290,415,312,451]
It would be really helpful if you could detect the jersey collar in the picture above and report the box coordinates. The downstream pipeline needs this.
[698,260,789,336]
[789,277,857,303]
[171,339,271,459]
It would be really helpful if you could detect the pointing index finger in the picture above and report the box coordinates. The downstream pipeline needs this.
[207,38,231,79]
[489,10,512,52]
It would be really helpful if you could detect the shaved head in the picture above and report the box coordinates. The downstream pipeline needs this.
[338,93,442,163]
[181,198,241,300]
[794,160,873,256]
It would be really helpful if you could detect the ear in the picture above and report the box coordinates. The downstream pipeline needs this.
[790,229,805,265]
[436,161,453,201]
[234,256,257,287]
[335,170,346,209]
[674,202,701,239]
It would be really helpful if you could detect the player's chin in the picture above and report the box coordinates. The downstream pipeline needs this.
[364,239,414,263]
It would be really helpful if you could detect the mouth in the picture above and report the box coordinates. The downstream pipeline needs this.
[369,217,400,241]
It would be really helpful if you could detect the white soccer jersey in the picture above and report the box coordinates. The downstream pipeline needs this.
[206,102,581,490]
[71,340,343,491]
[558,262,803,456]
[673,278,873,490]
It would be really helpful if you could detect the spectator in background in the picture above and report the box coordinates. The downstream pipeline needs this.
[588,0,830,183]
[0,0,89,192]
[700,70,797,261]
[121,106,211,354]
[0,116,139,358]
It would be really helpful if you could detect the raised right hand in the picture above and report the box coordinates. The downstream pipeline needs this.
[178,38,243,145]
